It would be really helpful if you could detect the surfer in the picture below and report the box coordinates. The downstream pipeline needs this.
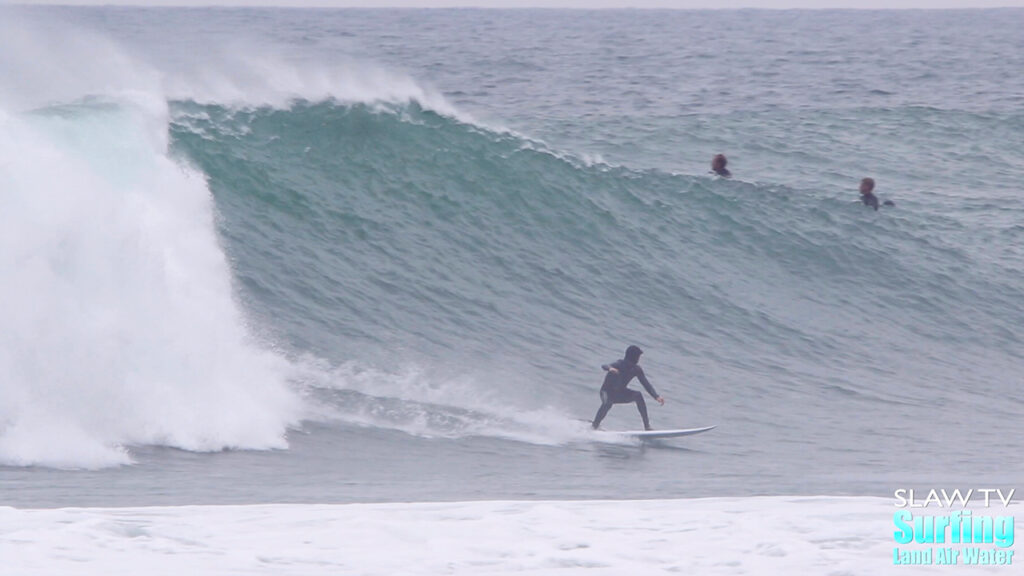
[591,345,665,431]
[711,154,731,178]
[859,177,895,210]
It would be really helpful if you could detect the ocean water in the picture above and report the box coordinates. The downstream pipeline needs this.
[1,6,1023,517]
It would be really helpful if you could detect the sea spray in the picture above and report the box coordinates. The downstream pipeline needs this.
[0,98,301,468]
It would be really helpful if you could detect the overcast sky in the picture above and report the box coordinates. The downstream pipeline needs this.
[8,1,1024,8]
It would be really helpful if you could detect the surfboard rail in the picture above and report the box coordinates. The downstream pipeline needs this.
[599,425,716,439]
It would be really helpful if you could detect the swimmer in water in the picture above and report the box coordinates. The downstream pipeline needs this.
[711,154,731,178]
[860,177,895,210]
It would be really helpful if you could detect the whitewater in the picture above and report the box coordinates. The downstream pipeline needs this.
[1,6,1022,574]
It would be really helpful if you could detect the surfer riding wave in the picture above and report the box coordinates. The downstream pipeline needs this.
[591,345,665,431]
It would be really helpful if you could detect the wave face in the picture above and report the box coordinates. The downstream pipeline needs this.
[170,100,1023,458]
[174,99,1024,358]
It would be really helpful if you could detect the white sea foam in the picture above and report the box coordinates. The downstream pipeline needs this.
[293,358,621,446]
[0,24,303,468]
[4,496,1000,576]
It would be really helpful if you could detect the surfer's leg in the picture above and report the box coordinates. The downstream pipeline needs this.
[592,390,613,429]
[631,391,651,430]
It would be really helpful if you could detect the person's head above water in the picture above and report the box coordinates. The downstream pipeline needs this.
[711,154,730,176]
[860,177,875,195]
[625,345,643,365]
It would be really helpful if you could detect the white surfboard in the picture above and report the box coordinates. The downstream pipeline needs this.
[602,425,716,439]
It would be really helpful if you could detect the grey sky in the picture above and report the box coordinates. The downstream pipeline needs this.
[9,1,1024,8]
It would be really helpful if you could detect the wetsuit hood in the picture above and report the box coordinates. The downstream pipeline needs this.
[625,345,643,364]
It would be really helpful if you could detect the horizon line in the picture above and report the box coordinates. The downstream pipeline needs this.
[8,2,1024,9]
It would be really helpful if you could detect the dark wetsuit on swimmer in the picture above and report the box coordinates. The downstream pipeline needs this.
[861,191,880,211]
[711,154,731,178]
[861,192,895,211]
[859,178,894,211]
[591,345,661,431]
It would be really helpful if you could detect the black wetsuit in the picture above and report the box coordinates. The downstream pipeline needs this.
[861,192,880,211]
[591,359,660,430]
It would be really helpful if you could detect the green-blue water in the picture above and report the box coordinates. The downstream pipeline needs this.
[1,7,1022,506]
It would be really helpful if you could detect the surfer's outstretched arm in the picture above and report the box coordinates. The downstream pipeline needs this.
[636,368,665,405]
